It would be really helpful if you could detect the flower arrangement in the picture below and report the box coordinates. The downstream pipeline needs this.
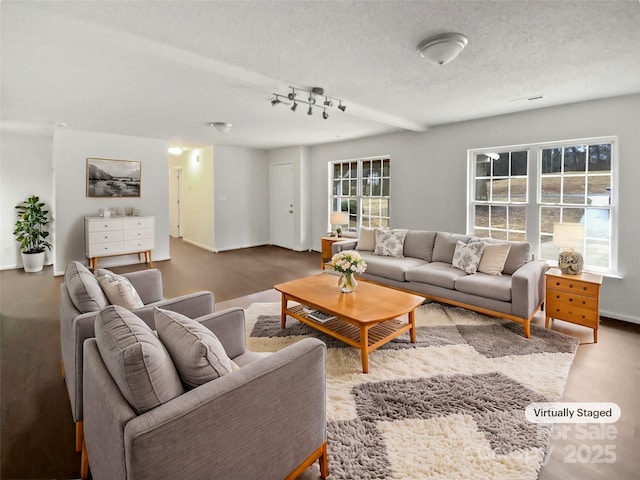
[329,250,367,275]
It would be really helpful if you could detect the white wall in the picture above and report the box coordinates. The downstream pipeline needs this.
[214,145,270,251]
[267,146,312,251]
[180,146,215,251]
[52,129,170,274]
[0,131,53,269]
[309,94,640,323]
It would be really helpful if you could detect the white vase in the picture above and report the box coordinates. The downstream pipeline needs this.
[339,272,358,293]
[21,252,45,273]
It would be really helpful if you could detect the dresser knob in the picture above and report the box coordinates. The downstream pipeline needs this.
[569,298,573,302]
[568,311,572,314]
[583,286,587,291]
[556,282,560,286]
[556,295,560,299]
[569,284,574,288]
[581,315,586,319]
[555,309,560,312]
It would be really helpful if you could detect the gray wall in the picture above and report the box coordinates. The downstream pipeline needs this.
[310,94,640,323]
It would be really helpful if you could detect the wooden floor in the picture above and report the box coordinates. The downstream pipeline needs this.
[1,237,638,479]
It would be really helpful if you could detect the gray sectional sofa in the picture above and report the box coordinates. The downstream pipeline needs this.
[332,229,548,337]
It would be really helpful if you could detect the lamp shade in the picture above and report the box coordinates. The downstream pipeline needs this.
[553,223,585,249]
[330,211,349,225]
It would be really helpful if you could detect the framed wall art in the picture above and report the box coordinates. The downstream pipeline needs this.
[86,157,141,197]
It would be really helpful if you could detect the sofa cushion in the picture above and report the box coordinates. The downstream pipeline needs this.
[356,227,376,251]
[359,251,427,282]
[405,262,468,290]
[432,232,471,263]
[403,230,437,261]
[455,273,513,302]
[154,308,233,389]
[478,242,512,275]
[452,241,485,274]
[95,269,144,309]
[469,238,532,275]
[374,229,408,257]
[64,261,109,313]
[95,305,184,414]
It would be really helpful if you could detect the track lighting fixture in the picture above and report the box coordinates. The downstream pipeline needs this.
[270,86,346,119]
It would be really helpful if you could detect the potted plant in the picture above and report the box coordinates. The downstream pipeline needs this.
[13,195,52,272]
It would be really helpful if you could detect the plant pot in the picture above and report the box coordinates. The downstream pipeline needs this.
[21,251,45,273]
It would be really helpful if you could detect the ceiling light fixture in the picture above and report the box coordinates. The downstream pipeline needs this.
[210,122,232,134]
[417,32,468,66]
[270,86,346,118]
[168,147,184,155]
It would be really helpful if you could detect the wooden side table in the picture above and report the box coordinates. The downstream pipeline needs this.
[320,236,341,270]
[545,267,603,343]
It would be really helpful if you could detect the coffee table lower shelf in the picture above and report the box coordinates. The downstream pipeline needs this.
[283,304,414,373]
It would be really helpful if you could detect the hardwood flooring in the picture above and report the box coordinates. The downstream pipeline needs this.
[1,237,637,479]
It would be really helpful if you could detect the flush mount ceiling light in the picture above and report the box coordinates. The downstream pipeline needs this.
[210,122,232,134]
[417,32,468,66]
[270,86,346,120]
[168,147,184,155]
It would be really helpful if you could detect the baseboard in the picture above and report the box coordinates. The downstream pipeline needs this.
[600,309,640,325]
[182,238,216,252]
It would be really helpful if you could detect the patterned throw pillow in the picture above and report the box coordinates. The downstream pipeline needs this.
[374,229,408,257]
[96,269,144,309]
[452,240,485,274]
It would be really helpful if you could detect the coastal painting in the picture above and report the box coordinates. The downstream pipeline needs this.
[86,158,141,197]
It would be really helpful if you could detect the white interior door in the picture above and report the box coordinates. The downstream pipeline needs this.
[169,167,182,237]
[270,163,295,249]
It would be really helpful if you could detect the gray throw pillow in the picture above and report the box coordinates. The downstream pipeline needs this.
[356,227,376,251]
[95,305,184,414]
[95,269,144,309]
[154,308,233,389]
[374,229,408,257]
[64,261,109,313]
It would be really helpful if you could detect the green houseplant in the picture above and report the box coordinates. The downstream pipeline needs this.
[14,195,52,272]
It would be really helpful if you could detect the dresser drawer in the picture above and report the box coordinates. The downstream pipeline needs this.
[545,290,599,311]
[124,238,154,252]
[86,219,124,232]
[546,276,599,297]
[86,241,124,257]
[546,299,599,328]
[123,228,154,241]
[123,217,154,230]
[89,231,124,244]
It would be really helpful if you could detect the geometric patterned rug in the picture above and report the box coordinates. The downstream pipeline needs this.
[245,301,579,479]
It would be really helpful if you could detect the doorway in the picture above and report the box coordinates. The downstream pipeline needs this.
[269,163,295,249]
[170,166,183,238]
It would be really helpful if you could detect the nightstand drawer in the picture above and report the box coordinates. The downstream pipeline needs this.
[545,299,599,328]
[546,290,599,310]
[546,277,599,297]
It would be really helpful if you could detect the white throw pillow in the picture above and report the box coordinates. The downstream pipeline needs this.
[374,229,408,257]
[356,227,376,251]
[96,269,144,309]
[154,308,233,389]
[478,242,512,276]
[452,241,485,274]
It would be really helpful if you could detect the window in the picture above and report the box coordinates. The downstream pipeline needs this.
[468,137,617,274]
[330,157,390,234]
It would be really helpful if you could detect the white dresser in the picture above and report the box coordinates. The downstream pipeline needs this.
[84,216,155,270]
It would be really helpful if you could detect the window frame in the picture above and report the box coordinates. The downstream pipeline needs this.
[467,136,618,275]
[328,156,390,235]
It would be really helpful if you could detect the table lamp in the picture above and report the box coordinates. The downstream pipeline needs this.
[553,222,585,274]
[330,211,349,237]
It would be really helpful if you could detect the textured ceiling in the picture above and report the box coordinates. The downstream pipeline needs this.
[2,0,639,149]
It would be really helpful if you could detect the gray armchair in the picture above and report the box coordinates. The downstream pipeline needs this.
[60,261,215,452]
[81,308,328,480]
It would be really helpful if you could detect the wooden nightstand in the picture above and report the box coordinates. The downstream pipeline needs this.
[320,236,342,270]
[545,268,603,343]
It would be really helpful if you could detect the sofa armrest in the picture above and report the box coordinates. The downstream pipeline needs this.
[332,238,358,255]
[511,260,548,319]
[124,338,326,480]
[133,291,215,327]
[123,269,163,304]
[195,307,247,359]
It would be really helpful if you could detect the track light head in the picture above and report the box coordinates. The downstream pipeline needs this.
[291,102,298,112]
[323,97,333,107]
[307,106,313,116]
[271,97,281,106]
[322,110,329,120]
[287,90,296,101]
[338,102,346,112]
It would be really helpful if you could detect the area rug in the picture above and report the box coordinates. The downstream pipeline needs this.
[245,301,579,479]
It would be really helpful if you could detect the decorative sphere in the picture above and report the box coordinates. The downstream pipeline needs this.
[558,249,584,275]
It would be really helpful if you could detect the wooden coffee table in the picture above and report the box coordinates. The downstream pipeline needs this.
[274,274,424,373]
